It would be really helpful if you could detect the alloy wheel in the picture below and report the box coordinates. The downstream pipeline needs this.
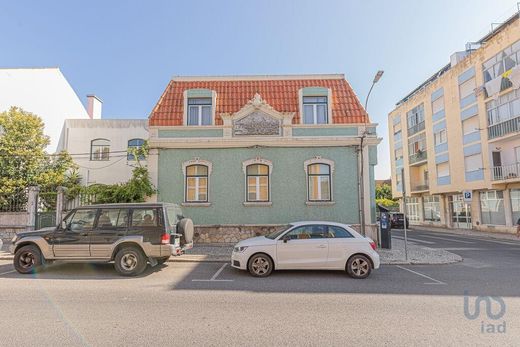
[351,258,369,277]
[251,257,270,276]
[120,253,138,271]
[19,251,35,269]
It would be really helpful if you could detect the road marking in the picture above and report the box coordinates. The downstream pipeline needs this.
[417,235,474,244]
[0,269,16,276]
[396,265,446,285]
[393,236,435,244]
[192,263,234,282]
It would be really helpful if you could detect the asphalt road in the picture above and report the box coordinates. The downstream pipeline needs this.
[0,228,519,346]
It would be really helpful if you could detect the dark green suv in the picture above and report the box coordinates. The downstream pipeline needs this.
[9,202,194,276]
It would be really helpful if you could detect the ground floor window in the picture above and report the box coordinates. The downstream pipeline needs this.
[405,197,420,222]
[185,165,209,202]
[480,190,506,225]
[423,195,440,222]
[246,164,270,202]
[511,189,520,223]
[307,163,331,201]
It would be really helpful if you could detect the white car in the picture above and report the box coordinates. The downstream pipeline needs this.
[231,221,380,279]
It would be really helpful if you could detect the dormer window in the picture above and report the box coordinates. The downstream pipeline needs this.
[303,96,328,124]
[188,97,212,126]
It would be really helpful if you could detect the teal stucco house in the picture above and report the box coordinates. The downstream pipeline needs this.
[147,74,381,242]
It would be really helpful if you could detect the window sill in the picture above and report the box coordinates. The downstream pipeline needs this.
[306,201,335,206]
[181,202,211,207]
[243,202,272,207]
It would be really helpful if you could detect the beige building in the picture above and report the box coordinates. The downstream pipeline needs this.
[388,12,520,233]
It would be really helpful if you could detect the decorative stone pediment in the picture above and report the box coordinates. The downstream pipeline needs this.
[221,93,295,137]
[233,111,281,136]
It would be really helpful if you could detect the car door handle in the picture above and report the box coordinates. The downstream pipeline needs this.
[317,245,327,248]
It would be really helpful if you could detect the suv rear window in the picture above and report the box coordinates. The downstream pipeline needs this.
[131,208,161,227]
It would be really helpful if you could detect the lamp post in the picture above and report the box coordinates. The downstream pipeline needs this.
[359,70,384,237]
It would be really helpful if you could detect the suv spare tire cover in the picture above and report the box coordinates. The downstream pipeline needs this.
[177,218,194,245]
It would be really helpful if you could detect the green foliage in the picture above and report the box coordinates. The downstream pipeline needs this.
[376,198,399,208]
[375,183,393,200]
[0,107,80,208]
[70,143,156,204]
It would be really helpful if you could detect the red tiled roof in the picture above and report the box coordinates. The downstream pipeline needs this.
[149,76,369,126]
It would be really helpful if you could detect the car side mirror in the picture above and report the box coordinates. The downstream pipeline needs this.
[282,235,290,243]
[61,221,67,230]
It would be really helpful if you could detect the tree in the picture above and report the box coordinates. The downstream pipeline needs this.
[0,107,80,209]
[375,183,393,200]
[375,183,398,208]
[70,141,156,204]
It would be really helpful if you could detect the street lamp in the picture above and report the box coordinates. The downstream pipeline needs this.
[364,70,384,111]
[358,70,384,237]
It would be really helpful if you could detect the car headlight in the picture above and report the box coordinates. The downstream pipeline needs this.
[233,246,248,253]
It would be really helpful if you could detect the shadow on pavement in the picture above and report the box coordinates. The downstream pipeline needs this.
[0,261,169,280]
[169,261,520,298]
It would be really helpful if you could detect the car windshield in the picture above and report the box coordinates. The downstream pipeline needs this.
[265,225,291,239]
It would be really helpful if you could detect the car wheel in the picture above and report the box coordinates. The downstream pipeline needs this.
[114,246,147,276]
[248,253,273,277]
[156,256,170,265]
[14,245,43,274]
[346,255,372,279]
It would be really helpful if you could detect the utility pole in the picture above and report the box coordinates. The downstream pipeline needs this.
[358,70,384,237]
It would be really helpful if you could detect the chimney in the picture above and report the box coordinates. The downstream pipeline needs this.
[450,51,469,68]
[86,95,102,119]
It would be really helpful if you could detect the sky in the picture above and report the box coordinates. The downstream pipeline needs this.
[1,0,518,179]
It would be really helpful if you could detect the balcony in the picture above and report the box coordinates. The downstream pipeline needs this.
[488,115,520,140]
[411,183,429,192]
[409,150,427,165]
[408,121,425,136]
[491,162,520,182]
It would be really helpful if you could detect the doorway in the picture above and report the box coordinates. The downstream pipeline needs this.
[449,194,472,229]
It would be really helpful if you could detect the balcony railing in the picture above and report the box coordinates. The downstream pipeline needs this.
[408,121,425,136]
[409,150,427,164]
[491,162,520,181]
[411,183,429,192]
[488,115,520,140]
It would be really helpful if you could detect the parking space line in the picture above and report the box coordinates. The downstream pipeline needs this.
[393,236,435,244]
[417,235,474,244]
[396,265,446,285]
[192,263,234,282]
[0,269,16,276]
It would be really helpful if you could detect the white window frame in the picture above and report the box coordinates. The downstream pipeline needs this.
[298,88,333,125]
[242,158,273,205]
[304,157,335,203]
[434,129,447,146]
[181,159,213,204]
[183,90,217,126]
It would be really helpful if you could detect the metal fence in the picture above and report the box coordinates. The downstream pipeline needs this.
[65,191,98,211]
[0,189,28,212]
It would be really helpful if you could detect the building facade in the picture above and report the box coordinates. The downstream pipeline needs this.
[388,13,520,233]
[148,74,380,242]
[0,68,90,151]
[57,118,148,185]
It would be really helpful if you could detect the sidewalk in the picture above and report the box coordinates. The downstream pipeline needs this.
[0,240,462,265]
[410,225,520,241]
[172,240,461,265]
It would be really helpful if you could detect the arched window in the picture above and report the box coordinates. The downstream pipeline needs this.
[307,163,331,201]
[185,165,209,202]
[127,138,145,161]
[90,139,110,161]
[246,164,269,202]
